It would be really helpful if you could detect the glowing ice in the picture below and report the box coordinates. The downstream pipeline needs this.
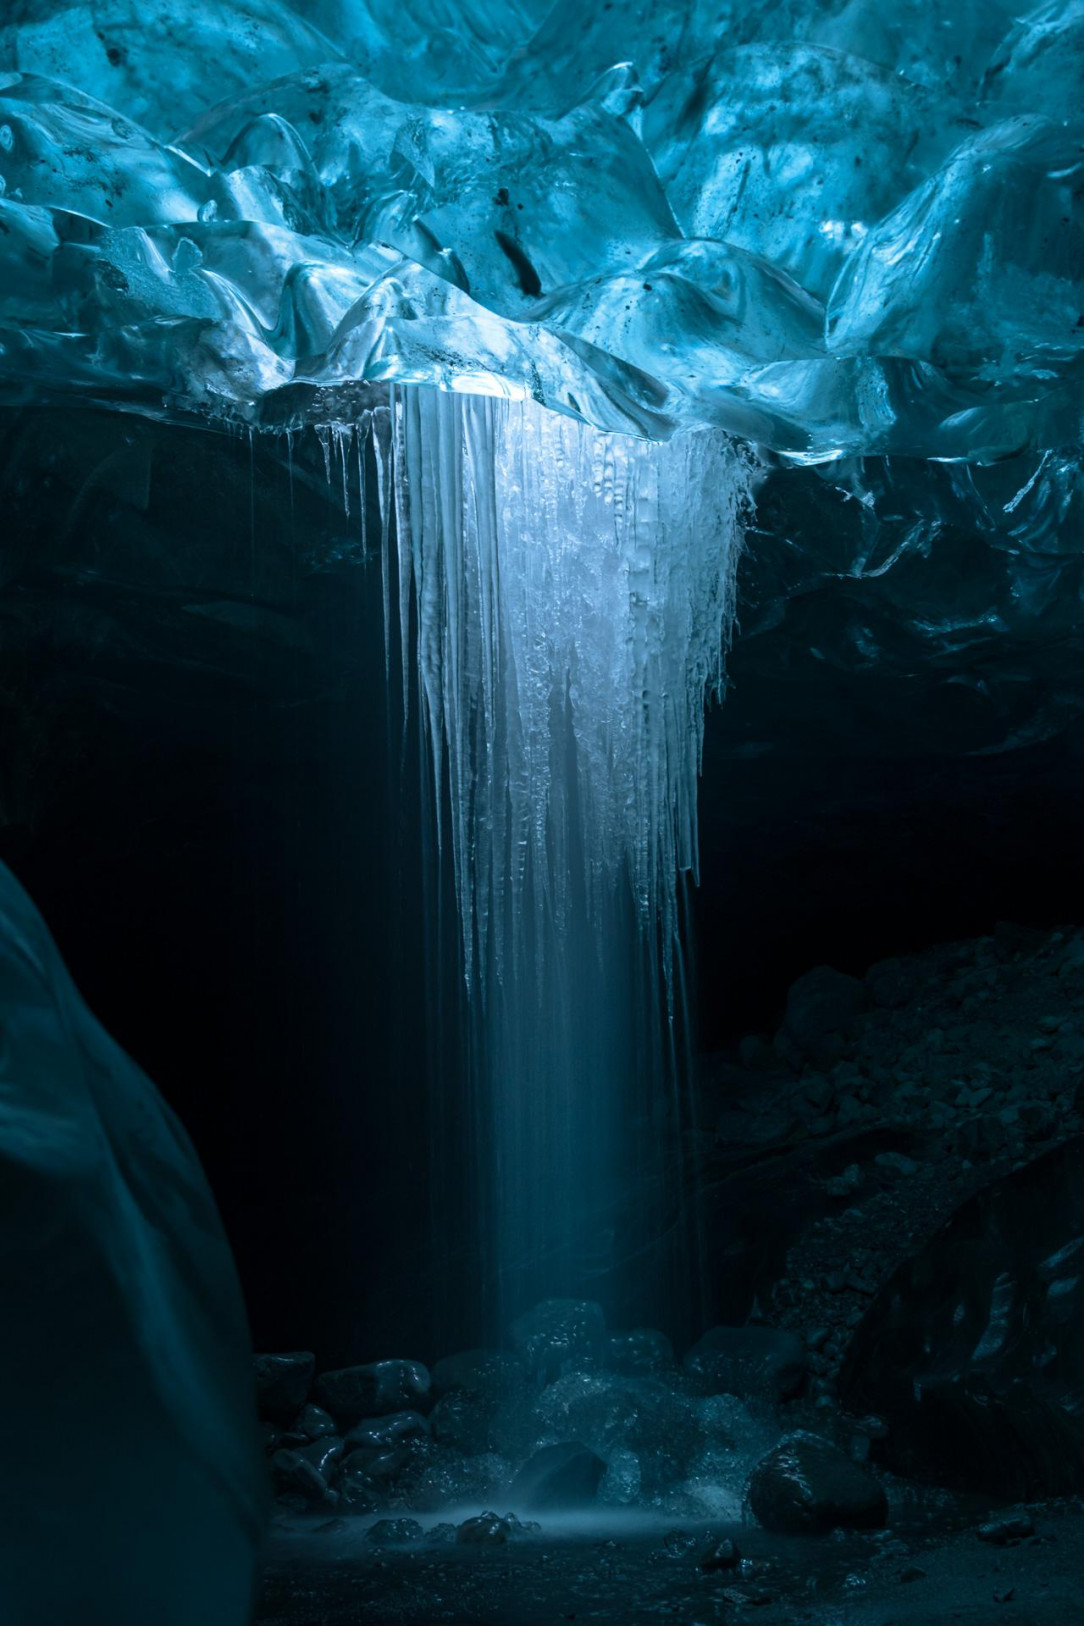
[382,385,750,1315]
[0,2,1079,460]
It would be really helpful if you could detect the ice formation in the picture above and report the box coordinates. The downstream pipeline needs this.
[0,0,1080,1380]
[381,387,750,1312]
[0,0,1079,460]
[0,859,266,1624]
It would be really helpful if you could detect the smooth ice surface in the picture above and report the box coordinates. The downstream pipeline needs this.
[0,859,266,1624]
[0,1,1080,459]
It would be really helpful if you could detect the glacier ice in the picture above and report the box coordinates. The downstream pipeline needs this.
[0,1,1079,460]
[0,859,265,1624]
[0,0,1081,1499]
[382,386,750,1315]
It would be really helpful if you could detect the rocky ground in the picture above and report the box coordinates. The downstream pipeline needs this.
[256,1497,1084,1625]
[255,921,1084,1622]
[701,918,1084,1404]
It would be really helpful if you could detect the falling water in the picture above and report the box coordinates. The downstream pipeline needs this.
[366,385,752,1334]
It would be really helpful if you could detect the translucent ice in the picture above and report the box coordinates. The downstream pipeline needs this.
[0,1,1079,460]
[0,860,265,1624]
[385,387,750,1314]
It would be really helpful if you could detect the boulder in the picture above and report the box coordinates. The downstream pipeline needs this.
[253,1352,315,1423]
[508,1441,605,1511]
[334,1455,380,1512]
[343,1411,429,1451]
[840,1137,1084,1498]
[431,1348,522,1397]
[604,1328,675,1377]
[780,966,869,1065]
[365,1518,424,1546]
[748,1432,887,1534]
[865,957,913,1010]
[683,1325,806,1403]
[295,1404,336,1440]
[269,1448,333,1507]
[429,1388,497,1454]
[314,1359,430,1425]
[509,1300,606,1382]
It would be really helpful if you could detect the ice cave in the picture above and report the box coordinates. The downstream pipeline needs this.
[1,2,1083,1622]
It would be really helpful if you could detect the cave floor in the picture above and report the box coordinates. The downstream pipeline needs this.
[256,1499,1084,1625]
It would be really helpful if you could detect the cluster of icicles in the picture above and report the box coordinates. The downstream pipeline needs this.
[315,386,751,1011]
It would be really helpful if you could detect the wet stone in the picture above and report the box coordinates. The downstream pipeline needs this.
[429,1387,502,1454]
[509,1299,607,1382]
[269,1449,333,1507]
[977,1513,1036,1545]
[344,1410,430,1450]
[604,1327,674,1377]
[295,1404,337,1441]
[315,1360,431,1425]
[699,1537,742,1571]
[426,1522,458,1545]
[365,1518,424,1546]
[748,1431,888,1535]
[430,1348,522,1397]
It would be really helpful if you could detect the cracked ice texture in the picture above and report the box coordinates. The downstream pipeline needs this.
[0,0,1080,460]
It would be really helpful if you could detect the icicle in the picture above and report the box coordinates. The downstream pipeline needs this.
[315,424,332,489]
[380,386,752,1322]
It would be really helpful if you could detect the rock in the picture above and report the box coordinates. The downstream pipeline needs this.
[456,1511,511,1545]
[977,1513,1036,1545]
[260,1421,283,1452]
[663,1528,698,1557]
[269,1448,333,1506]
[295,1404,337,1440]
[426,1522,458,1544]
[699,1537,742,1571]
[296,1436,344,1478]
[456,1510,537,1544]
[739,1035,776,1070]
[509,1300,606,1382]
[430,1349,521,1397]
[429,1388,498,1454]
[396,1448,509,1511]
[781,966,869,1064]
[365,1518,424,1546]
[343,1411,430,1450]
[900,1566,927,1583]
[507,1441,605,1511]
[254,1353,315,1423]
[335,1455,379,1512]
[840,1137,1084,1497]
[1018,1101,1057,1140]
[875,1151,919,1176]
[822,1163,863,1198]
[683,1325,807,1403]
[865,958,913,1009]
[748,1432,887,1535]
[314,1360,431,1425]
[604,1328,674,1376]
[952,1113,1008,1160]
[599,1447,641,1505]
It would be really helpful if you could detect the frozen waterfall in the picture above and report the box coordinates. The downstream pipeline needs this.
[370,386,752,1324]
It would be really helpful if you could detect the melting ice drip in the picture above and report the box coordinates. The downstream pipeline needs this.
[367,385,751,1325]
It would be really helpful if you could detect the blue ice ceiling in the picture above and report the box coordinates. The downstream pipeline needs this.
[0,0,1081,459]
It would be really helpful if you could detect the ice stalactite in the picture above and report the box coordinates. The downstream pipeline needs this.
[377,385,752,1327]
